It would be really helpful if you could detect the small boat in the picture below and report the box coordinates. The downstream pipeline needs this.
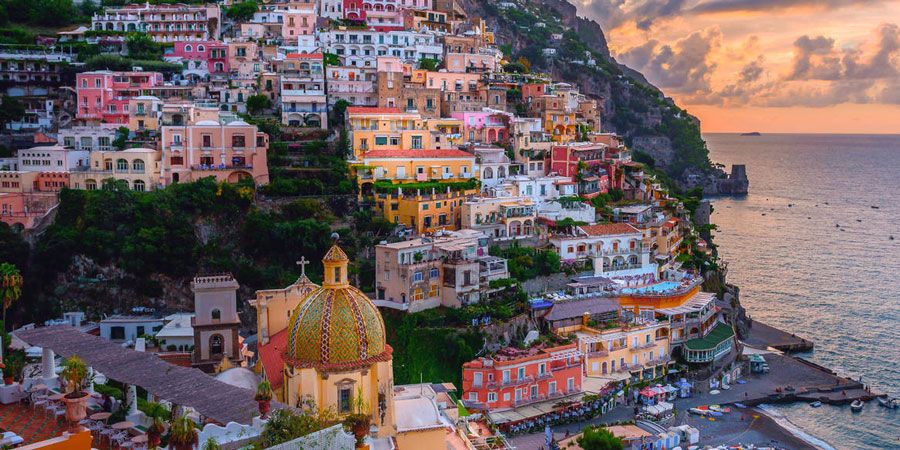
[734,403,747,408]
[878,397,898,409]
[871,205,879,209]
[810,401,822,407]
[851,399,864,412]
[688,408,709,416]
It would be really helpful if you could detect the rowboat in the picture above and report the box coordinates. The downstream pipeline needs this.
[851,399,864,412]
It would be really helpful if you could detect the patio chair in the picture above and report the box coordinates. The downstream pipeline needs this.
[112,432,130,450]
[30,392,47,408]
[100,426,117,442]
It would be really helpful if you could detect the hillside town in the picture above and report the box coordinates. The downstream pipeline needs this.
[0,0,865,450]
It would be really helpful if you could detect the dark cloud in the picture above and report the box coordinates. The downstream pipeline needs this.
[690,0,881,14]
[788,24,900,81]
[616,29,721,95]
[739,58,764,83]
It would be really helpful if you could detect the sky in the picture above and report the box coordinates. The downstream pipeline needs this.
[571,0,900,133]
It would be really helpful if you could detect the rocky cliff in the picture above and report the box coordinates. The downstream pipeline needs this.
[462,0,747,195]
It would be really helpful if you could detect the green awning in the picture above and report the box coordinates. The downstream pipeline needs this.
[683,322,735,351]
[748,354,766,363]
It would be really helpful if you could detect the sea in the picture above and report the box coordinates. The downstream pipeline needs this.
[704,133,900,450]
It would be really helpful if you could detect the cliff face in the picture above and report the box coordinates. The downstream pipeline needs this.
[462,0,746,194]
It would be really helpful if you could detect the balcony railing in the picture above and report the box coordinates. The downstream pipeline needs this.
[191,164,253,171]
[282,106,325,113]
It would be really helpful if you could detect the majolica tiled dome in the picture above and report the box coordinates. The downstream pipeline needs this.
[285,244,389,371]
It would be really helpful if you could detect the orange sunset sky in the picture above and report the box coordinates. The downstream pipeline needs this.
[571,0,900,133]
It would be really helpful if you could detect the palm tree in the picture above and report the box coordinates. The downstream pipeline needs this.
[0,263,22,330]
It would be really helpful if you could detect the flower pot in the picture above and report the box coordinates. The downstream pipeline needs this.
[64,391,90,431]
[147,432,161,448]
[257,399,271,418]
[3,376,13,385]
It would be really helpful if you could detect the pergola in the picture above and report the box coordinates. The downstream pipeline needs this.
[15,326,289,425]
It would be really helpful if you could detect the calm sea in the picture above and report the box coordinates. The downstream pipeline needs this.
[704,133,900,450]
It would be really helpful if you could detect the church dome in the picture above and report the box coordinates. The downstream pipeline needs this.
[285,244,389,371]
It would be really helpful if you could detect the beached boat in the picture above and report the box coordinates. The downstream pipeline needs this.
[851,399,864,412]
[877,397,898,409]
[810,401,822,407]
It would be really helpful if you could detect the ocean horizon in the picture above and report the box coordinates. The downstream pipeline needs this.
[705,133,900,449]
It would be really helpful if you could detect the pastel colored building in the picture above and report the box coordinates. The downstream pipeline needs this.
[549,142,607,178]
[462,343,583,411]
[319,29,442,67]
[345,107,425,158]
[69,148,162,192]
[128,96,163,133]
[91,3,221,42]
[282,7,317,43]
[403,9,450,33]
[550,223,656,278]
[160,119,270,185]
[374,229,504,311]
[375,188,471,233]
[164,41,229,79]
[0,192,58,230]
[76,71,164,123]
[451,111,510,144]
[16,144,89,172]
[461,195,537,238]
[326,66,377,106]
[280,53,327,128]
[355,148,476,194]
[444,52,499,73]
[556,318,672,383]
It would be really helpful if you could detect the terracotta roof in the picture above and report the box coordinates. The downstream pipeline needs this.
[346,106,403,115]
[579,223,641,236]
[360,149,475,159]
[286,53,323,59]
[257,329,288,389]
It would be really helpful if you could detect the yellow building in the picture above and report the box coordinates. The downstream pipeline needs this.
[375,188,472,233]
[423,117,464,146]
[544,110,578,142]
[346,107,426,159]
[128,96,162,133]
[69,148,162,192]
[355,148,477,195]
[253,239,449,448]
[556,316,672,383]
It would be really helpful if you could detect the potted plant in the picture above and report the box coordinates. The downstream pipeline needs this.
[144,402,169,449]
[60,355,90,431]
[342,388,371,449]
[168,414,198,450]
[255,381,273,419]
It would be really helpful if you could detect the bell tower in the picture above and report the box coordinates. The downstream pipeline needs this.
[191,274,243,373]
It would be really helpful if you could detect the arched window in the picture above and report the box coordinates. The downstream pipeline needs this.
[211,308,221,320]
[116,159,128,172]
[197,44,205,52]
[184,44,192,52]
[86,179,97,190]
[210,334,223,356]
[133,180,145,192]
[132,159,145,172]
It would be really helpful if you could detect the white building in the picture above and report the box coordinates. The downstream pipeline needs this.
[473,147,511,190]
[550,223,656,278]
[16,144,90,172]
[154,313,195,350]
[538,199,595,223]
[99,315,166,343]
[318,29,442,67]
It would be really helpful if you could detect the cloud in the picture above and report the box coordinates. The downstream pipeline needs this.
[616,28,722,96]
[787,24,900,81]
[690,0,881,15]
[739,57,765,83]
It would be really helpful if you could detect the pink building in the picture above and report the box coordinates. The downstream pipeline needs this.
[76,71,164,123]
[167,41,229,75]
[160,120,269,185]
[444,53,498,73]
[342,0,406,30]
[462,343,583,412]
[451,111,510,144]
[282,8,317,42]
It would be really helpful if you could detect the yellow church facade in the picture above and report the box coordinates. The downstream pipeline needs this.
[253,240,447,448]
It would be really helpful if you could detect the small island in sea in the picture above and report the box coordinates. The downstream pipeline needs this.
[741,131,762,136]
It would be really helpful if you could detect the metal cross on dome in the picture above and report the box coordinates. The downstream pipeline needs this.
[296,256,310,277]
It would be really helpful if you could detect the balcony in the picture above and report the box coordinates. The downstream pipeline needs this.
[282,106,325,113]
[191,164,254,171]
[586,350,608,359]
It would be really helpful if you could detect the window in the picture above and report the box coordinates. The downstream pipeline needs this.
[339,387,352,413]
[411,136,422,149]
[334,266,341,283]
[211,309,221,320]
[374,136,387,145]
[202,135,212,147]
[413,271,423,282]
[473,372,482,387]
[468,392,477,402]
[487,392,497,403]
[133,180,145,192]
[530,385,538,399]
[232,134,246,147]
[185,44,192,52]
[502,370,510,384]
[210,335,223,356]
[429,284,439,297]
[549,381,557,394]
[116,159,128,171]
[567,377,575,392]
[132,159,145,172]
[110,326,125,340]
[517,367,525,380]
[538,363,546,375]
[429,268,439,279]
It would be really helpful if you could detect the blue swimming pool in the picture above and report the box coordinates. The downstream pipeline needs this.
[619,281,682,294]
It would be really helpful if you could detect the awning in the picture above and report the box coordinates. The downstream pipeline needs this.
[14,326,291,425]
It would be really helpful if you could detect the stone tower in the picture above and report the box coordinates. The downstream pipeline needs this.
[191,274,243,373]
